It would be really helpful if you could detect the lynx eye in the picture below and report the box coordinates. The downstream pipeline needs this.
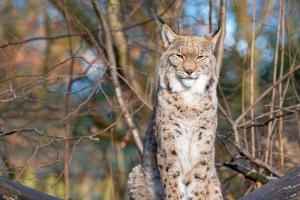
[169,54,184,65]
[175,54,184,60]
[196,55,206,61]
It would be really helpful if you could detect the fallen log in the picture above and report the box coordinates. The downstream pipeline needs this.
[0,176,61,200]
[239,167,300,200]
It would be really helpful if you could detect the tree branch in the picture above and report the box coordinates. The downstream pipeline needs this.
[223,162,276,184]
[239,111,295,129]
[218,103,283,177]
[92,0,143,154]
[216,0,227,73]
[235,64,300,124]
[238,105,300,128]
[224,136,283,177]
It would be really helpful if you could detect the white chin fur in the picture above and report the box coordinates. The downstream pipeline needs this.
[189,75,209,94]
[181,79,196,87]
[169,74,209,94]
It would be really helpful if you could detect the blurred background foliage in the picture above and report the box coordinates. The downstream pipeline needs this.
[0,0,299,199]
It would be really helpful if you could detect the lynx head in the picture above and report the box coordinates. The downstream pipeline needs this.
[158,22,221,95]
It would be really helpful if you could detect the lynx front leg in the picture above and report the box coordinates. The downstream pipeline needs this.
[185,160,210,199]
[205,176,223,200]
[156,147,185,200]
[185,152,222,200]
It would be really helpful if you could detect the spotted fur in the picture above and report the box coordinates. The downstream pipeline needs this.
[128,22,223,200]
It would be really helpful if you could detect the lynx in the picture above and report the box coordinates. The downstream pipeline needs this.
[128,18,223,200]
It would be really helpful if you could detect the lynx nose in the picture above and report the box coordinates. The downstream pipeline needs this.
[185,69,194,75]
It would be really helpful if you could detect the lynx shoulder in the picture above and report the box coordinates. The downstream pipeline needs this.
[128,20,223,200]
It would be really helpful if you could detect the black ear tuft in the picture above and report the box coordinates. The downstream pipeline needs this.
[156,16,165,25]
[216,20,221,34]
[204,20,222,52]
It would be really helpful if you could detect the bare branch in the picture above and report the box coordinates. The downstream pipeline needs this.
[224,136,283,177]
[235,64,300,124]
[218,104,283,177]
[0,57,90,84]
[0,128,99,142]
[222,162,276,184]
[238,105,300,128]
[0,32,97,49]
[239,111,295,129]
[250,0,256,157]
[116,71,153,110]
[218,101,240,145]
[216,0,227,73]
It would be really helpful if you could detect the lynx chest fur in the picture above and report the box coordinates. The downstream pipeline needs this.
[128,20,223,200]
[155,91,217,177]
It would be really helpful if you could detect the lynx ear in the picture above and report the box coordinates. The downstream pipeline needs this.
[204,21,222,52]
[162,25,178,50]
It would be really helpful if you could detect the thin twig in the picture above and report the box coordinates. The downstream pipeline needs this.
[261,0,286,171]
[222,136,283,177]
[239,112,294,129]
[218,102,240,145]
[209,0,213,33]
[278,0,286,173]
[110,129,116,200]
[250,0,256,157]
[0,57,90,84]
[218,103,283,177]
[42,87,97,133]
[235,64,300,124]
[0,128,100,141]
[123,0,176,31]
[116,71,153,110]
[239,105,300,128]
[63,1,74,198]
[0,32,97,49]
[14,140,55,181]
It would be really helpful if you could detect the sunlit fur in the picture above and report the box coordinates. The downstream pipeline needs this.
[128,23,223,200]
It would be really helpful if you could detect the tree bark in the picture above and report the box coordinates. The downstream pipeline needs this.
[239,167,300,200]
[0,177,61,200]
[223,163,275,184]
